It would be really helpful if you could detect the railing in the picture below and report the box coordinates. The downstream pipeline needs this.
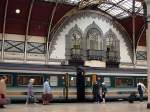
[106,51,120,62]
[87,50,105,60]
[70,48,82,59]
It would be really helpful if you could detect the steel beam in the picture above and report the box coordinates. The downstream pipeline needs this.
[24,0,35,62]
[1,0,8,61]
[45,0,58,64]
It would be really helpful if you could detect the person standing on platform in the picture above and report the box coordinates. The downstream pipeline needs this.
[137,81,146,102]
[26,78,35,104]
[101,82,107,103]
[42,79,52,105]
[92,81,102,103]
[0,76,7,108]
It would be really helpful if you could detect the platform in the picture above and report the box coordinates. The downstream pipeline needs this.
[0,101,148,112]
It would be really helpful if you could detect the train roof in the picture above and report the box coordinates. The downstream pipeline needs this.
[0,62,147,76]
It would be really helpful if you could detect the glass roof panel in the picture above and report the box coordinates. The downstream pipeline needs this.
[107,7,124,16]
[139,8,143,14]
[98,0,143,19]
[108,0,123,4]
[117,13,129,19]
[45,0,144,19]
[135,1,142,7]
[65,0,81,4]
[98,4,113,10]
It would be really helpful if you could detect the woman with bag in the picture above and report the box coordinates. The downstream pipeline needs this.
[42,79,52,105]
[26,78,35,104]
[0,76,8,108]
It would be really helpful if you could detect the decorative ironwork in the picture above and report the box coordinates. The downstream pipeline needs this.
[27,42,45,54]
[106,51,119,62]
[106,50,120,68]
[70,48,82,59]
[87,49,105,60]
[136,51,147,60]
[4,40,24,52]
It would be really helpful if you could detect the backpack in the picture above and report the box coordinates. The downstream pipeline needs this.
[138,84,142,92]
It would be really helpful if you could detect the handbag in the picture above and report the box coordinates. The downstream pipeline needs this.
[0,97,10,105]
[28,96,35,103]
[42,93,53,101]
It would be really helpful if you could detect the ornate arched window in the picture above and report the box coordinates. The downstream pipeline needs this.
[70,30,82,59]
[106,34,115,52]
[86,27,104,60]
[87,28,102,50]
[71,31,81,49]
[105,29,119,52]
[105,29,120,67]
[65,24,83,61]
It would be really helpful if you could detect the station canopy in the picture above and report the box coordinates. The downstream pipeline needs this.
[44,0,144,19]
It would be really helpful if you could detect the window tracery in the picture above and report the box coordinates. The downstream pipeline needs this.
[87,28,101,50]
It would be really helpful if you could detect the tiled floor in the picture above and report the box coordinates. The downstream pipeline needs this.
[0,101,148,112]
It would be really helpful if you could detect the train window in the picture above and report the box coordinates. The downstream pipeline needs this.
[103,77,111,87]
[18,75,43,86]
[0,75,12,86]
[69,76,76,87]
[58,75,66,87]
[50,76,58,86]
[85,76,91,87]
[115,77,134,88]
[136,78,147,87]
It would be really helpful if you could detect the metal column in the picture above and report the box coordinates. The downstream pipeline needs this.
[132,0,136,68]
[45,0,58,64]
[1,0,8,61]
[24,0,35,62]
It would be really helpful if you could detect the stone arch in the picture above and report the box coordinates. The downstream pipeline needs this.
[65,24,83,59]
[50,10,132,63]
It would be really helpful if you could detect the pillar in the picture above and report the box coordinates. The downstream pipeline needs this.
[146,0,150,109]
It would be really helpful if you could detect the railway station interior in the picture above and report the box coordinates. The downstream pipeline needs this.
[0,0,150,111]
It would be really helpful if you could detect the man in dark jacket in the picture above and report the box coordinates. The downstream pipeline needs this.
[93,81,102,103]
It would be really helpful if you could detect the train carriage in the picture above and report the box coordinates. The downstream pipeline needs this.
[0,63,147,102]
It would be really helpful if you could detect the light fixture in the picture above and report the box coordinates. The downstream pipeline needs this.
[15,9,21,14]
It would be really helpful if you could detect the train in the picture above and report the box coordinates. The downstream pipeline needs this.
[0,62,148,102]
